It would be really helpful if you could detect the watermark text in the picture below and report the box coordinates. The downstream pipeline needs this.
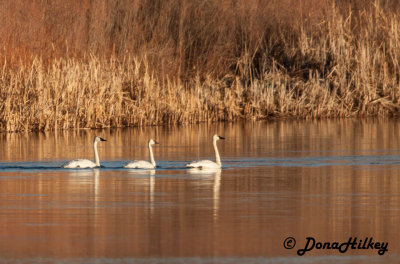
[283,237,388,256]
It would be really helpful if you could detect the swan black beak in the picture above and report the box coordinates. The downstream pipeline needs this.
[154,140,160,144]
[219,136,225,140]
[99,137,107,141]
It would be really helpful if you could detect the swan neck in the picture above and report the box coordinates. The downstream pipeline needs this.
[149,143,156,167]
[213,139,221,166]
[93,141,100,167]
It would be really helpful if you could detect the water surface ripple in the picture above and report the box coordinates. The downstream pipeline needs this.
[0,119,399,264]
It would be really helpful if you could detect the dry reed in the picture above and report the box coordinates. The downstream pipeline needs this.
[0,0,400,131]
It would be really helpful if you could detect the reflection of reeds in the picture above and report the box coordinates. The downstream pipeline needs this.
[2,1,400,131]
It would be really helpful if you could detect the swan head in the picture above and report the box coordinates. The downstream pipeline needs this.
[148,139,159,145]
[213,134,225,142]
[94,136,107,143]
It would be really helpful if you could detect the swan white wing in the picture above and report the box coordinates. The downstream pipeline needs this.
[124,160,155,169]
[186,160,221,169]
[63,159,97,169]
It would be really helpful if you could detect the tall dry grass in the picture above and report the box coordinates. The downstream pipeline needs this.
[1,0,400,131]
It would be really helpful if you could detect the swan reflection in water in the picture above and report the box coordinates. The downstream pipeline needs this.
[187,168,222,221]
[66,168,100,197]
[127,169,156,212]
[66,168,101,228]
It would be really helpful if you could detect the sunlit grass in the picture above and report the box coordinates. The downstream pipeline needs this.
[1,0,400,131]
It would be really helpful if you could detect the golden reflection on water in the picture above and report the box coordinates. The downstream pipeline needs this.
[0,119,399,262]
[1,118,400,162]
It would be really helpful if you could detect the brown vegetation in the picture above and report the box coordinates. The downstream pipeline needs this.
[0,0,400,131]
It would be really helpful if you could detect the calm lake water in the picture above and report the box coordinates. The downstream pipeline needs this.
[0,119,400,263]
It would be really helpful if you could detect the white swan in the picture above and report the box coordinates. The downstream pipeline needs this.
[186,134,225,169]
[62,136,107,168]
[124,139,159,169]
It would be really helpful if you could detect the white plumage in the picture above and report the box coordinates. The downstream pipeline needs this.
[124,139,159,169]
[186,134,225,169]
[63,136,106,168]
